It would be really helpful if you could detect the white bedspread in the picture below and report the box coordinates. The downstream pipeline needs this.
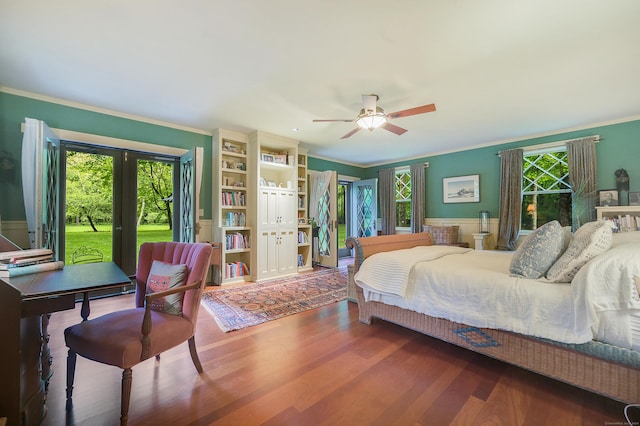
[354,244,640,347]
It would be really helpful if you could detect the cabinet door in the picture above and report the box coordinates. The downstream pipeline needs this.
[258,188,279,228]
[278,229,298,275]
[278,190,297,227]
[257,229,278,277]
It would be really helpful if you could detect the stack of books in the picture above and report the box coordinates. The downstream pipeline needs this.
[0,248,64,278]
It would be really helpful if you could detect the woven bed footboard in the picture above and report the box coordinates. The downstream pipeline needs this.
[354,284,640,404]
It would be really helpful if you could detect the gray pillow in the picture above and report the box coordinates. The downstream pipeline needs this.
[509,220,565,279]
[546,220,613,283]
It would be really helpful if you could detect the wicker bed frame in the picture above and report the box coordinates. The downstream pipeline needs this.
[345,233,640,404]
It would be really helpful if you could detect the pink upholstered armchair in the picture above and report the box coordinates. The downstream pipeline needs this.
[64,242,212,425]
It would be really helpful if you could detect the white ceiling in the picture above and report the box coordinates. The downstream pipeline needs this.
[1,1,639,166]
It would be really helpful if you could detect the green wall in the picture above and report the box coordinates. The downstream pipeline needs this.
[363,119,640,219]
[308,156,366,179]
[0,92,213,221]
[3,91,638,225]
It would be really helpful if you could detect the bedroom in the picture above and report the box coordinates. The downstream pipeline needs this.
[1,1,640,425]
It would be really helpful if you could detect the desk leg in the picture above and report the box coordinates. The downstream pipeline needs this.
[41,314,53,392]
[80,292,90,321]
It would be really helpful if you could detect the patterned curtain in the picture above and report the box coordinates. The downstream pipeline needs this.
[410,163,425,234]
[567,137,598,231]
[379,168,396,235]
[496,148,523,250]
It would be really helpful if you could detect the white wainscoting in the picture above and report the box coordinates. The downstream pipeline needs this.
[0,221,30,248]
[424,218,499,249]
[197,219,213,243]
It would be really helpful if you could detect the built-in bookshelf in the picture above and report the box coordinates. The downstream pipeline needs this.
[213,129,253,284]
[297,150,312,271]
[596,206,640,232]
[250,131,299,281]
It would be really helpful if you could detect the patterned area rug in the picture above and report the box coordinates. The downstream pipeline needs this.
[201,267,348,332]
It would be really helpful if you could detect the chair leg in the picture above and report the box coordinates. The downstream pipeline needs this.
[121,368,132,426]
[188,336,203,373]
[65,350,77,410]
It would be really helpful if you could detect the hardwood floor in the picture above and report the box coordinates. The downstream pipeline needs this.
[42,274,636,425]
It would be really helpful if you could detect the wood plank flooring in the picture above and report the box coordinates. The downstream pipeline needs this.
[42,275,636,425]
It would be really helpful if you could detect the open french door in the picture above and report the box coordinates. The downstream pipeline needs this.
[177,148,202,243]
[21,118,61,256]
[311,170,337,268]
[351,178,377,238]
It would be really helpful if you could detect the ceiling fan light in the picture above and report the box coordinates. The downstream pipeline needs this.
[356,112,387,130]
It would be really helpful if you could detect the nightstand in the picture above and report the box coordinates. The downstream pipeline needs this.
[472,233,491,250]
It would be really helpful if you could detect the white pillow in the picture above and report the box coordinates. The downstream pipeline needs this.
[509,220,565,279]
[546,220,613,283]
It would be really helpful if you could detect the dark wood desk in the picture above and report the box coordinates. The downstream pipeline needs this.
[0,262,131,426]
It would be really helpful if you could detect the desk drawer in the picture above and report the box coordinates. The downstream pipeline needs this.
[22,294,76,317]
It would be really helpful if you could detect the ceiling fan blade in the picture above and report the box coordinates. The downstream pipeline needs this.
[312,119,354,123]
[381,122,408,136]
[340,127,361,139]
[387,103,436,119]
[362,94,378,113]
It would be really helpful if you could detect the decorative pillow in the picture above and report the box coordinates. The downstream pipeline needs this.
[146,260,188,315]
[423,225,459,245]
[546,220,613,283]
[509,220,565,279]
[562,226,572,251]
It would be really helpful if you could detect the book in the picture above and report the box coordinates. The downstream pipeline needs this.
[0,261,64,278]
[0,256,55,270]
[0,248,53,262]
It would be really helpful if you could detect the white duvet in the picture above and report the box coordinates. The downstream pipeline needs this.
[354,242,640,348]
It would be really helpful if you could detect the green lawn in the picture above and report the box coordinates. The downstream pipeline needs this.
[65,223,346,264]
[65,224,172,264]
[338,223,347,247]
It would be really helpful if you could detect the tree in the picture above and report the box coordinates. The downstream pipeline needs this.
[65,152,113,231]
[137,160,173,229]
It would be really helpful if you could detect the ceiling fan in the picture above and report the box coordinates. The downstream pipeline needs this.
[313,94,436,139]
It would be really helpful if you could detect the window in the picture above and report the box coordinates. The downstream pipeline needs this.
[395,169,411,228]
[521,147,572,231]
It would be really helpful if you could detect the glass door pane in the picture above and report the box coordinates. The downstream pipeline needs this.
[136,158,174,251]
[64,151,114,265]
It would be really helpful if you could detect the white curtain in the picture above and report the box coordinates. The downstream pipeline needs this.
[309,170,332,223]
[21,117,39,249]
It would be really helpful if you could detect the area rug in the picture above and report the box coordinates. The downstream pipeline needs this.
[201,266,348,332]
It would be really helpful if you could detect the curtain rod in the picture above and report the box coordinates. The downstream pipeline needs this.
[496,135,601,156]
[394,162,429,172]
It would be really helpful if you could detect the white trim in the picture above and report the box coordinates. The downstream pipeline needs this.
[338,174,360,182]
[2,85,211,136]
[508,135,599,156]
[21,123,188,156]
[55,128,188,156]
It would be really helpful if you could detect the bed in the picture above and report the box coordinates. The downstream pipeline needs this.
[345,225,640,404]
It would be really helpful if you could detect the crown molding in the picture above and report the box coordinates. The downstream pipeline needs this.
[0,86,212,136]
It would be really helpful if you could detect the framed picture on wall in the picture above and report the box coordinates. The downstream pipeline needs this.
[629,192,640,206]
[598,189,619,206]
[443,175,480,203]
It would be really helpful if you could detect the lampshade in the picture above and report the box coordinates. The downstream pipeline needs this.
[355,107,387,131]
